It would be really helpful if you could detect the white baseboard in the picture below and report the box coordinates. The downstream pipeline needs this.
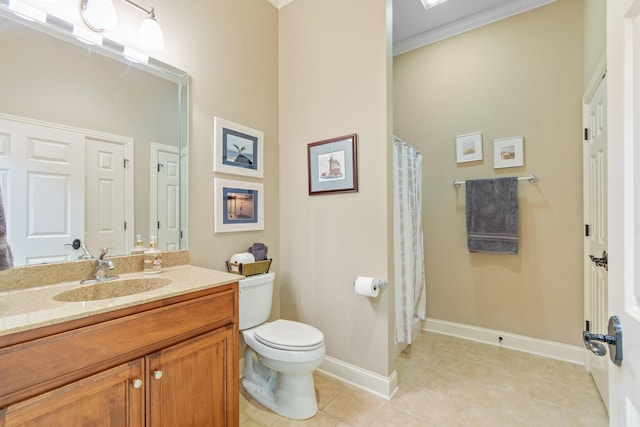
[318,356,399,400]
[424,318,584,365]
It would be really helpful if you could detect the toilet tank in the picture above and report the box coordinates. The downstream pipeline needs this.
[239,272,275,330]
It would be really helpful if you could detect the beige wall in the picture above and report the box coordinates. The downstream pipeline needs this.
[394,0,585,346]
[279,0,394,375]
[584,0,606,87]
[153,0,280,301]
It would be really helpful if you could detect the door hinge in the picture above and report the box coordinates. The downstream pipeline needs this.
[586,320,590,332]
[124,159,130,168]
[157,221,160,229]
[180,230,183,239]
[124,221,127,230]
[585,224,590,237]
[584,128,589,141]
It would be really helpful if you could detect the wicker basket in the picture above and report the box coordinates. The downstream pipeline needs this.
[226,258,272,276]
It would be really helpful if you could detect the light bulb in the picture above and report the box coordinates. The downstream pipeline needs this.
[81,0,117,31]
[139,16,164,51]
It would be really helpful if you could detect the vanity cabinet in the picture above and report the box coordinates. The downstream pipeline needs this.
[1,359,145,426]
[0,283,239,426]
[147,327,235,426]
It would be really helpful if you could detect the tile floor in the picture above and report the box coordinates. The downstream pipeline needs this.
[240,331,609,427]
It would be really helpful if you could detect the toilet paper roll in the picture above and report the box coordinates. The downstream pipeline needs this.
[229,252,255,273]
[354,276,380,298]
[230,252,255,265]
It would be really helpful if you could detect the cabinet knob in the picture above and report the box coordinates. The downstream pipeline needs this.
[132,378,143,389]
[153,370,163,380]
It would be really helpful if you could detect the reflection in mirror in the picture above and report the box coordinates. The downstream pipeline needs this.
[0,5,188,266]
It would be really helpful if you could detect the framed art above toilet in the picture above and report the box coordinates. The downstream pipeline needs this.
[214,178,264,233]
[213,116,264,178]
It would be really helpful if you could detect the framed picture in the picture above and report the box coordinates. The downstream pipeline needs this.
[214,178,264,233]
[213,117,264,178]
[307,134,358,195]
[455,132,483,163]
[494,136,524,169]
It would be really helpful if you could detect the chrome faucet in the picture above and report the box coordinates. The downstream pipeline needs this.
[93,248,117,281]
[78,241,94,260]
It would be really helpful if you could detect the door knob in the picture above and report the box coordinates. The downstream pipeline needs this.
[583,315,623,366]
[132,378,143,389]
[589,251,608,271]
[153,370,163,380]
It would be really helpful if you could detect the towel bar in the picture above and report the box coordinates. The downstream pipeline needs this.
[453,174,537,188]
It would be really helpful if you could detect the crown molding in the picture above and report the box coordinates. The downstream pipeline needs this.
[393,0,557,56]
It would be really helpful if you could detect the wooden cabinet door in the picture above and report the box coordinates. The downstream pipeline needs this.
[146,325,238,427]
[1,359,144,427]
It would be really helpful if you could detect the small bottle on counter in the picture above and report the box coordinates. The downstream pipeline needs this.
[131,235,146,255]
[143,236,162,274]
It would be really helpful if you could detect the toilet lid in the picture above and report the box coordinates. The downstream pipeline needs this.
[253,319,325,351]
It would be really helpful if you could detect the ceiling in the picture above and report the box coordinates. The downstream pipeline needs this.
[268,0,555,56]
[392,0,556,55]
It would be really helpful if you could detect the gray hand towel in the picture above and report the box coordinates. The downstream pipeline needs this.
[465,177,519,254]
[0,186,13,270]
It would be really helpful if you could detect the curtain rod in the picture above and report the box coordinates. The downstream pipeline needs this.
[453,174,537,188]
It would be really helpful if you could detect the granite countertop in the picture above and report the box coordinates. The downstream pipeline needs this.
[0,265,242,337]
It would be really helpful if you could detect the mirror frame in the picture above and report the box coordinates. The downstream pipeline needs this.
[0,2,190,263]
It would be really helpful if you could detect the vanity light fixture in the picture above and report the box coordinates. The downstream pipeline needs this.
[80,0,117,31]
[416,0,449,10]
[80,0,164,51]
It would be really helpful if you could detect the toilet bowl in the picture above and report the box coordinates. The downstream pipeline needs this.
[239,273,326,420]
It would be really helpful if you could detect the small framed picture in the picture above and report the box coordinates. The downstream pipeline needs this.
[493,136,524,169]
[307,134,358,195]
[456,132,483,163]
[213,117,264,178]
[214,178,264,233]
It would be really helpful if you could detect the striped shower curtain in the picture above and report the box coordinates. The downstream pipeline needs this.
[393,136,426,345]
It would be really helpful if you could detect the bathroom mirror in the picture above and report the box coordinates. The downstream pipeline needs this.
[0,6,188,266]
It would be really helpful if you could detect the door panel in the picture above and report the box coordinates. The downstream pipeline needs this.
[0,118,84,265]
[85,137,129,257]
[584,76,608,406]
[155,145,179,251]
[1,360,144,427]
[607,0,640,424]
[147,327,236,427]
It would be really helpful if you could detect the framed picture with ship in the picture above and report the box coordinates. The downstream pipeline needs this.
[307,134,358,195]
[213,116,264,178]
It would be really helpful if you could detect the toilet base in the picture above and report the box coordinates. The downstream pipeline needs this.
[242,349,319,420]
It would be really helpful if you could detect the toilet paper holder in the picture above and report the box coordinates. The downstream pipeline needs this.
[353,278,388,289]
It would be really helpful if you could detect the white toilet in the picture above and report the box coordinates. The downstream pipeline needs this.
[239,272,326,420]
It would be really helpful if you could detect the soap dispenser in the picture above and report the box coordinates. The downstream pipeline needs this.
[143,236,162,274]
[131,235,146,255]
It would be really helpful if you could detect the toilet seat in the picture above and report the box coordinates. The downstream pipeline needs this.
[254,319,324,351]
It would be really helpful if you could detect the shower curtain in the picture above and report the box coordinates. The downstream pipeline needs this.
[393,136,426,345]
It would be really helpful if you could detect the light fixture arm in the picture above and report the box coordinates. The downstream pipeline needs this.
[121,0,155,18]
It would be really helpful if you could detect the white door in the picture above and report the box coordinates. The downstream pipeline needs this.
[0,117,84,265]
[84,137,130,257]
[583,75,608,407]
[151,144,179,251]
[607,1,640,425]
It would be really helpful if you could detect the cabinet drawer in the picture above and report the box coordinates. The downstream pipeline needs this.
[0,288,238,407]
